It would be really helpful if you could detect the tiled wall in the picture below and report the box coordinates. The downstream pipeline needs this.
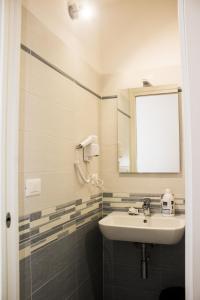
[103,237,185,300]
[19,5,185,300]
[19,7,102,300]
[19,7,101,216]
[102,192,185,215]
[20,194,102,300]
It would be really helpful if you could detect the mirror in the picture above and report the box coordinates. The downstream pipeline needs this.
[117,85,181,173]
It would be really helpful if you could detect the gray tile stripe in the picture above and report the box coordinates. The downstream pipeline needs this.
[76,213,100,229]
[20,198,99,239]
[30,209,101,252]
[31,224,63,245]
[120,198,161,202]
[20,44,119,102]
[31,238,47,248]
[118,109,131,118]
[19,223,30,231]
[21,44,101,99]
[76,208,101,224]
[103,207,163,213]
[19,195,102,251]
[21,44,31,54]
[56,200,76,210]
[49,208,75,221]
[90,193,102,199]
[103,204,184,214]
[19,215,30,222]
[57,230,69,239]
[30,211,42,222]
[28,204,75,224]
[30,218,75,243]
[63,220,76,229]
[101,95,118,100]
[104,207,128,213]
[86,197,102,207]
[70,211,81,219]
[102,192,185,214]
[75,199,82,205]
[19,241,30,250]
[103,193,113,198]
[129,193,162,197]
[30,228,40,237]
[20,232,30,242]
[103,192,185,200]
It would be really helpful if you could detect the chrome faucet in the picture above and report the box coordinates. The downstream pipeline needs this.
[143,198,151,216]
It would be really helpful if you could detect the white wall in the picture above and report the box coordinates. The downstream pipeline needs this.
[22,0,101,73]
[19,7,101,215]
[99,0,184,197]
[100,0,181,95]
[179,0,200,299]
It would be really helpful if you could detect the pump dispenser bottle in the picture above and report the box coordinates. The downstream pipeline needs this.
[161,189,175,216]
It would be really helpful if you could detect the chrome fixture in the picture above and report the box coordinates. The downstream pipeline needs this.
[68,0,79,19]
[141,243,149,279]
[142,79,152,87]
[67,0,95,20]
[143,198,151,216]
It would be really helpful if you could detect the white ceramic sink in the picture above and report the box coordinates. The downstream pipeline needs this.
[99,212,185,245]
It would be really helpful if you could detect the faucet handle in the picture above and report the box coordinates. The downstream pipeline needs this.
[143,198,151,207]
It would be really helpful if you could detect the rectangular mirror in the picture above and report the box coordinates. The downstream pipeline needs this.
[117,85,181,173]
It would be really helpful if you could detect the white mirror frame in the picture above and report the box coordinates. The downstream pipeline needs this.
[118,85,182,174]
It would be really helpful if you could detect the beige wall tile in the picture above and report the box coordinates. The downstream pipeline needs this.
[21,7,101,95]
[19,40,100,216]
[21,171,75,215]
[100,99,117,146]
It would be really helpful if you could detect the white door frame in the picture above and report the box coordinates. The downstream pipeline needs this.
[179,0,200,299]
[178,1,193,298]
[0,0,21,299]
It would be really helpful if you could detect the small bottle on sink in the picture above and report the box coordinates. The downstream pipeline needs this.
[161,188,175,216]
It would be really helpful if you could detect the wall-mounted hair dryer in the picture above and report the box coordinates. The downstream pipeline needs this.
[76,135,100,162]
[74,135,103,189]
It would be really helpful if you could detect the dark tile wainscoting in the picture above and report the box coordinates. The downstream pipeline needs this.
[103,237,185,300]
[19,194,102,300]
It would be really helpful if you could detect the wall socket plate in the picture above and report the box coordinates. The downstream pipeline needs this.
[25,178,41,197]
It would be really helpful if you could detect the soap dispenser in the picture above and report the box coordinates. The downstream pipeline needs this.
[161,188,175,216]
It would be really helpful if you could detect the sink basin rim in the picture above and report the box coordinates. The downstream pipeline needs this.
[99,212,185,245]
[99,212,185,231]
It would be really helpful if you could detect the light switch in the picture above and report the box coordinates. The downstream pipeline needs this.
[25,178,41,197]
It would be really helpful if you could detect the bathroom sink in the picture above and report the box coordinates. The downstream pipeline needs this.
[99,212,185,245]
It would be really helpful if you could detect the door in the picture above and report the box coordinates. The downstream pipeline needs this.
[0,0,21,299]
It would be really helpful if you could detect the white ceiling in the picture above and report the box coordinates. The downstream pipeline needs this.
[22,0,180,75]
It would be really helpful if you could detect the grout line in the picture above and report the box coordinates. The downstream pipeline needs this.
[20,44,118,101]
[21,44,101,99]
[117,108,131,118]
[101,95,118,100]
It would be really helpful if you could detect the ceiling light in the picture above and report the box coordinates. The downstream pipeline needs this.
[68,1,79,20]
[79,5,95,20]
[68,0,95,20]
